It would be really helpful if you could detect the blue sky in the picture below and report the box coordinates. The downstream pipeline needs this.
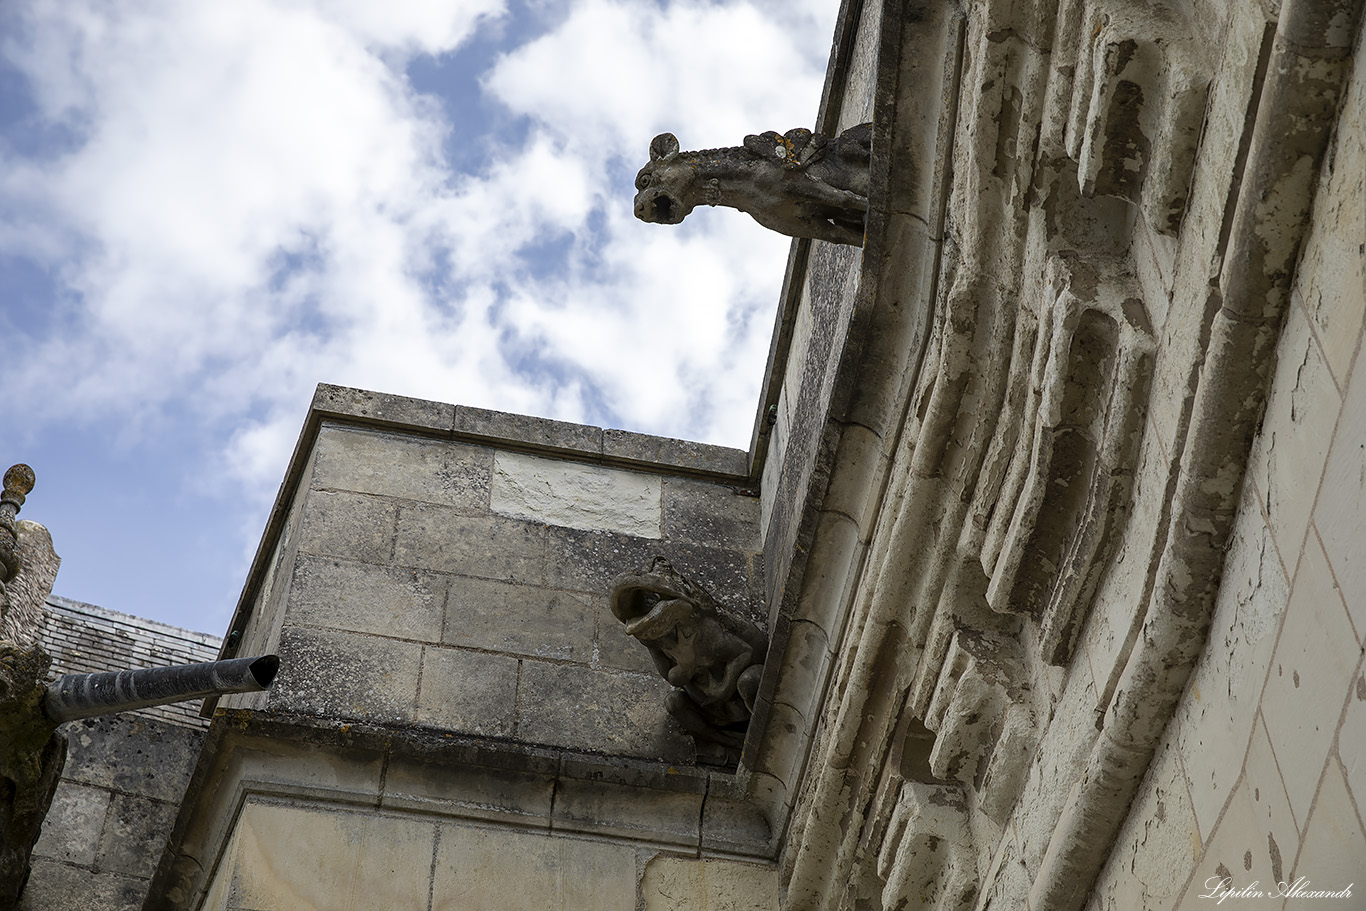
[0,0,836,635]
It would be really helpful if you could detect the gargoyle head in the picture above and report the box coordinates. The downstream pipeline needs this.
[633,133,697,226]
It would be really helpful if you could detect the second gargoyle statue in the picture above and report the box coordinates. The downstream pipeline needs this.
[610,556,767,765]
[633,124,873,246]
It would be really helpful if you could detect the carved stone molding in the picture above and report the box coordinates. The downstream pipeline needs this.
[975,256,1154,665]
[1065,1,1211,233]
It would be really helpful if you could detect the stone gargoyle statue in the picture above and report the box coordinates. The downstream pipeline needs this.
[633,123,873,246]
[610,556,767,765]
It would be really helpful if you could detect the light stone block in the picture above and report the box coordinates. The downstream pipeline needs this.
[641,855,780,911]
[1286,759,1366,896]
[1179,779,1277,905]
[1295,47,1366,389]
[414,646,519,737]
[1313,344,1366,639]
[443,576,596,663]
[1243,714,1298,886]
[1259,534,1360,826]
[1243,305,1341,569]
[1175,479,1288,836]
[430,822,637,911]
[230,800,436,911]
[1089,739,1199,911]
[393,505,546,585]
[311,425,492,510]
[1338,669,1366,817]
[491,451,661,538]
[288,555,446,644]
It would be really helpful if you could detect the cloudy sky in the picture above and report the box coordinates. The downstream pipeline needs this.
[0,0,836,635]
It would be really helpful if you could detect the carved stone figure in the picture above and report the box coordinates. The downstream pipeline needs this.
[633,124,873,246]
[0,465,64,907]
[610,556,767,764]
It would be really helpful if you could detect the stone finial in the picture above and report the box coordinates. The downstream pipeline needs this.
[0,465,35,583]
[610,556,767,765]
[633,124,873,246]
[0,466,59,650]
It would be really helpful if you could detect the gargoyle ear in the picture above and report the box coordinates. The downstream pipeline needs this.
[650,133,680,161]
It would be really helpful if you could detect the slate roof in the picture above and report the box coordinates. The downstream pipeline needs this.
[40,595,222,728]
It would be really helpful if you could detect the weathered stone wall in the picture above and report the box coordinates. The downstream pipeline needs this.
[21,715,206,911]
[1087,13,1366,906]
[221,387,763,765]
[196,796,777,911]
[153,385,777,909]
[19,600,218,911]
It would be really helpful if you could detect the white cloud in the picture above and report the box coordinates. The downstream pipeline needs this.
[1,0,835,514]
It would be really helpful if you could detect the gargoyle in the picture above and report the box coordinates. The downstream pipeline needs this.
[633,124,873,246]
[611,556,767,765]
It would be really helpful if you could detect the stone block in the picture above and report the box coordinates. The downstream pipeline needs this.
[701,794,772,854]
[96,794,181,878]
[601,429,748,477]
[32,781,110,866]
[515,661,693,761]
[1243,715,1298,885]
[546,528,761,622]
[1173,479,1287,836]
[1090,741,1199,911]
[393,505,546,585]
[287,555,446,643]
[491,451,662,538]
[414,646,519,737]
[1243,306,1341,568]
[228,739,386,805]
[269,626,422,725]
[1284,759,1365,897]
[58,715,205,804]
[380,756,554,827]
[1295,57,1366,389]
[816,423,887,535]
[661,477,760,552]
[594,597,658,674]
[1259,534,1360,825]
[17,860,146,911]
[312,384,455,434]
[230,800,436,911]
[451,405,604,456]
[552,775,702,846]
[430,822,561,911]
[1339,669,1366,816]
[444,576,596,662]
[1314,344,1366,639]
[311,425,491,510]
[1178,779,1274,907]
[296,489,397,565]
[430,822,637,911]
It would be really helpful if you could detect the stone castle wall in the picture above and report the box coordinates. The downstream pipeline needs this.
[1088,18,1366,905]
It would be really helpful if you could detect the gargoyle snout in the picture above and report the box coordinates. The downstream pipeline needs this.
[634,188,684,225]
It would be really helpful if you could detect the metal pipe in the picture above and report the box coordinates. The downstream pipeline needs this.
[43,655,279,723]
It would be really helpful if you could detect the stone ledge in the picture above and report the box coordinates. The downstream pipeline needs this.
[144,709,775,910]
